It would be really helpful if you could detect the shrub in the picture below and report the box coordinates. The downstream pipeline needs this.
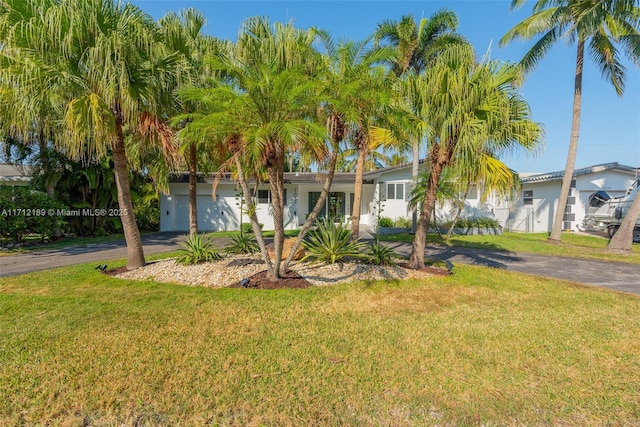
[0,186,67,244]
[453,217,501,229]
[240,223,264,234]
[393,217,412,228]
[377,216,394,228]
[226,232,260,254]
[176,233,222,265]
[302,220,365,264]
[367,241,397,266]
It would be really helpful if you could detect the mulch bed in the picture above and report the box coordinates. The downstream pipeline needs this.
[398,263,451,276]
[228,270,312,289]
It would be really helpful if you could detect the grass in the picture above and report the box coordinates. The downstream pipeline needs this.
[1,262,639,425]
[380,231,640,265]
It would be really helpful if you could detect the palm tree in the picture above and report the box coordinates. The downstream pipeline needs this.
[375,10,466,232]
[179,18,329,280]
[501,0,640,243]
[318,34,396,240]
[607,182,640,251]
[406,44,543,269]
[1,0,180,269]
[159,9,227,236]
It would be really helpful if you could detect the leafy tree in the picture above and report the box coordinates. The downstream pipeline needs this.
[501,0,640,243]
[405,44,543,269]
[0,0,181,269]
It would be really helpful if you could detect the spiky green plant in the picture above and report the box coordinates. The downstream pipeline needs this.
[176,233,222,265]
[302,220,365,264]
[225,233,260,255]
[366,242,397,266]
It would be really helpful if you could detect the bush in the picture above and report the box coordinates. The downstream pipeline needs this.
[240,223,263,234]
[176,233,222,265]
[367,241,397,266]
[393,217,412,228]
[302,220,365,264]
[0,186,67,243]
[453,217,501,229]
[377,216,394,228]
[226,232,260,254]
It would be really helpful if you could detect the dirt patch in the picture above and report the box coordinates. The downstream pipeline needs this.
[228,269,312,289]
[398,263,450,276]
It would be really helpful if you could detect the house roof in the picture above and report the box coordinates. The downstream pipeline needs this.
[170,171,374,185]
[520,162,639,184]
[0,163,32,183]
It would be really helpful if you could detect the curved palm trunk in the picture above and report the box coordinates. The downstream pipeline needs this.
[234,157,275,276]
[280,151,339,275]
[409,155,446,269]
[188,142,198,236]
[549,40,584,243]
[112,119,145,270]
[607,193,640,252]
[350,146,367,241]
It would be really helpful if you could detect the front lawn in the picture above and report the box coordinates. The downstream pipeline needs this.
[1,262,639,425]
[380,231,640,264]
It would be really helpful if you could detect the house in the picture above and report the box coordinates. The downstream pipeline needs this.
[159,161,638,234]
[159,162,496,232]
[505,162,639,233]
[0,164,32,187]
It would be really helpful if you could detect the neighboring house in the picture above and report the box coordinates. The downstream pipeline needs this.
[505,162,639,233]
[159,161,638,233]
[0,163,32,187]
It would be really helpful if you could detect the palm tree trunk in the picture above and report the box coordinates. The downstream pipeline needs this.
[549,40,584,243]
[39,136,62,238]
[188,142,198,236]
[411,137,420,234]
[112,119,145,270]
[409,158,445,269]
[607,192,640,252]
[280,150,339,275]
[234,156,276,276]
[268,141,286,280]
[350,146,367,241]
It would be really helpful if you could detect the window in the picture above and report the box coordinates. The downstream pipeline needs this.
[523,190,533,205]
[387,183,404,200]
[255,189,287,204]
[257,190,269,204]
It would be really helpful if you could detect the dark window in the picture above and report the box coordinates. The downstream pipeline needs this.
[523,190,533,205]
[387,183,404,200]
[257,190,269,204]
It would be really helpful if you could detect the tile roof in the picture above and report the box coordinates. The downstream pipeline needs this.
[520,162,638,184]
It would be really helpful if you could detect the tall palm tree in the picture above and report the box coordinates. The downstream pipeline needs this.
[501,0,640,243]
[0,0,180,269]
[318,34,396,240]
[159,9,227,236]
[406,44,543,269]
[375,10,466,232]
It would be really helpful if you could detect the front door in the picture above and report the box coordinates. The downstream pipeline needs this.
[308,191,345,222]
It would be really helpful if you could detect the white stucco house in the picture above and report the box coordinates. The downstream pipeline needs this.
[0,164,32,187]
[505,162,639,233]
[159,161,639,234]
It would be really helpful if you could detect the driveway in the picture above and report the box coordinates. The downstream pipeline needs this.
[1,233,638,296]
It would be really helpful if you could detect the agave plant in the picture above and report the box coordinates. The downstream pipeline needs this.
[366,241,397,266]
[225,232,260,255]
[302,220,365,264]
[176,233,222,265]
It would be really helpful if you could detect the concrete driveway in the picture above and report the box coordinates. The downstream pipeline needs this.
[1,232,638,296]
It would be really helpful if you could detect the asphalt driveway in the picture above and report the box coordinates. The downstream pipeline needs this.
[1,232,638,296]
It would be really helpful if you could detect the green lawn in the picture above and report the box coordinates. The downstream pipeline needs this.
[1,261,639,425]
[380,231,640,264]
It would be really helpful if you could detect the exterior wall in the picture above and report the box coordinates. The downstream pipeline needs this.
[506,170,636,233]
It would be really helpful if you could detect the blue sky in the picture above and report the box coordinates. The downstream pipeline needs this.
[132,0,640,173]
